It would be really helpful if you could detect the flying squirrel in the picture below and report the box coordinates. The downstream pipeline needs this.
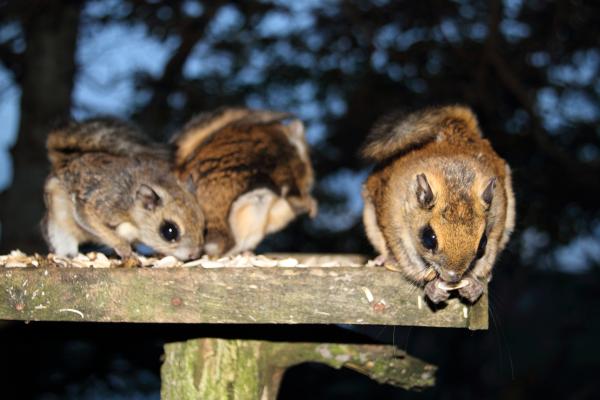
[361,105,515,303]
[43,118,205,265]
[172,107,317,256]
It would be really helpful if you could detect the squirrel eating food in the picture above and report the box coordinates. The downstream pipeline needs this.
[42,118,205,265]
[172,107,317,256]
[361,105,515,303]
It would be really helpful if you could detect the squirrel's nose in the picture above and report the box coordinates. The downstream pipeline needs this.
[440,269,461,284]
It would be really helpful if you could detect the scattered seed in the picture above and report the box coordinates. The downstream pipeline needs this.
[278,258,298,267]
[58,308,84,319]
[251,256,278,267]
[200,259,224,268]
[373,301,386,312]
[181,259,205,267]
[361,287,374,303]
[154,256,179,268]
[321,261,342,267]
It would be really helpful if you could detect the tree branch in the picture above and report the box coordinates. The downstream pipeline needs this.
[136,2,225,138]
[161,338,436,399]
[483,0,600,181]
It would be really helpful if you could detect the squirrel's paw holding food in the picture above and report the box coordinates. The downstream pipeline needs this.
[424,280,450,304]
[458,277,484,303]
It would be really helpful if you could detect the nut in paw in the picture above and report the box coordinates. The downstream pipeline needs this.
[458,277,484,303]
[424,280,450,304]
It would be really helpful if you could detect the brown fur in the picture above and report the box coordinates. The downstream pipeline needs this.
[43,119,205,262]
[47,117,170,169]
[361,105,481,162]
[173,108,317,256]
[362,105,515,303]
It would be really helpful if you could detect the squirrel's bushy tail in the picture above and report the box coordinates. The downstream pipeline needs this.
[360,105,481,162]
[172,107,293,164]
[47,117,168,168]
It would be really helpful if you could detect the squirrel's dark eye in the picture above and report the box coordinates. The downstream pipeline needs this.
[160,221,180,242]
[476,233,487,259]
[420,225,437,251]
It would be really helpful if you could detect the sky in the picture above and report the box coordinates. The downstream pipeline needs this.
[0,64,18,190]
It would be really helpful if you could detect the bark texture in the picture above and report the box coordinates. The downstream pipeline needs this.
[160,338,436,399]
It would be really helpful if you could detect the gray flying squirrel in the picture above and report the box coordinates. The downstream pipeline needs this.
[361,105,515,303]
[43,118,205,265]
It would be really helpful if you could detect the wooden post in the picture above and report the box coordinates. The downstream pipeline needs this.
[0,252,489,396]
[160,338,436,399]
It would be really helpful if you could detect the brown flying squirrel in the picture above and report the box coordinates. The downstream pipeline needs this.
[43,118,205,265]
[361,105,515,303]
[172,107,317,256]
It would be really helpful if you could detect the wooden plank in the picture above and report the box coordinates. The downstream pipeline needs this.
[0,254,487,329]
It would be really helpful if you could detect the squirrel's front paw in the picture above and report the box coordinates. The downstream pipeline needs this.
[373,255,403,272]
[458,277,484,303]
[373,254,389,266]
[424,280,450,304]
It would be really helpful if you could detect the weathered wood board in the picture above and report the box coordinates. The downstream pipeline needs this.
[0,254,488,329]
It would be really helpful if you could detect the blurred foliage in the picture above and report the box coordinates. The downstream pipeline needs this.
[0,0,599,399]
[1,0,599,257]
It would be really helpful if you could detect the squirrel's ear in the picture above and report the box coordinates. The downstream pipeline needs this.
[416,173,435,208]
[136,184,162,211]
[481,177,496,208]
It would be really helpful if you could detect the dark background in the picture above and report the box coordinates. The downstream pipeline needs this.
[0,0,599,399]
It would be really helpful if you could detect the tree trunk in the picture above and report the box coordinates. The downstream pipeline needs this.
[0,0,82,253]
[161,338,436,399]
